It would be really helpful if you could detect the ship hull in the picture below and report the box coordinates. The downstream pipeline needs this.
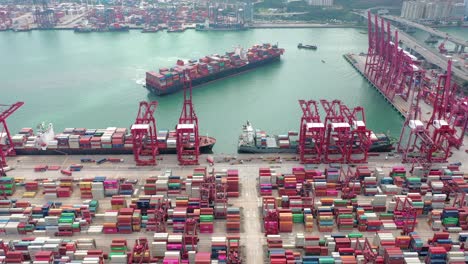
[238,145,297,154]
[238,143,393,154]
[146,55,281,96]
[15,143,214,155]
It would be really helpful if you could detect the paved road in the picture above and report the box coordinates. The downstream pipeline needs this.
[383,15,468,47]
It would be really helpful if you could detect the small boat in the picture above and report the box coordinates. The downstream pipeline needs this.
[142,26,161,33]
[298,43,317,50]
[321,60,326,63]
[424,35,438,44]
[167,26,185,33]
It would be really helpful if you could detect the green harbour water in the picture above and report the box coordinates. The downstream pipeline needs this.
[2,27,464,154]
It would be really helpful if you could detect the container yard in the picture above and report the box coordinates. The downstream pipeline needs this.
[0,1,252,32]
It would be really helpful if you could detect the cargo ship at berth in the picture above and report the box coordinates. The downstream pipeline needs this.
[195,21,248,31]
[145,43,284,96]
[11,123,215,155]
[237,121,394,154]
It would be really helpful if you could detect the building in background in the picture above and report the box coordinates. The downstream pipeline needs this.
[401,0,463,20]
[308,0,334,6]
[465,0,468,17]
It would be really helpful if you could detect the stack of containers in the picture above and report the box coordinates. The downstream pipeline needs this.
[152,233,168,258]
[408,193,424,215]
[363,176,378,196]
[278,209,293,232]
[91,181,104,199]
[406,177,422,193]
[101,128,114,149]
[109,239,127,263]
[282,175,297,196]
[56,134,70,149]
[156,130,168,149]
[167,233,183,253]
[111,129,126,148]
[91,134,102,149]
[104,180,119,197]
[336,208,354,231]
[24,135,37,149]
[278,134,290,149]
[144,179,157,195]
[259,168,273,196]
[69,134,80,149]
[0,177,15,196]
[442,207,459,229]
[383,247,404,264]
[79,180,93,199]
[103,211,118,234]
[426,247,447,263]
[226,207,240,233]
[195,252,211,264]
[200,208,214,233]
[11,133,27,149]
[119,183,133,195]
[172,207,187,233]
[372,195,387,212]
[167,131,177,150]
[226,169,239,197]
[43,181,58,199]
[211,237,227,261]
[373,232,396,256]
[132,210,141,232]
[156,175,169,196]
[290,197,303,223]
[317,206,334,232]
[168,175,181,197]
[304,208,314,232]
[325,167,340,183]
[117,208,133,234]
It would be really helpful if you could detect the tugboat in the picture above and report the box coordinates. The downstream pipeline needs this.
[298,43,317,50]
[108,23,130,32]
[12,24,31,32]
[424,35,438,44]
[167,26,185,33]
[74,25,96,33]
[142,25,161,33]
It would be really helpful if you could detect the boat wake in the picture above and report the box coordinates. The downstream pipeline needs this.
[135,78,145,85]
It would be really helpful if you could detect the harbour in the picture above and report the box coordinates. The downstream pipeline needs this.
[1,10,468,264]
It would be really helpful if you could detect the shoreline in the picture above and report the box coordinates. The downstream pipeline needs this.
[3,22,368,32]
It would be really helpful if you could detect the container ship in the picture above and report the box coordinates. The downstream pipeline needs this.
[195,22,248,31]
[11,123,215,155]
[238,121,394,154]
[145,43,284,96]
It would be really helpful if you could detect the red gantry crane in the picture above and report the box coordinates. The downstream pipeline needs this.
[397,83,434,171]
[177,70,200,165]
[320,100,352,164]
[298,100,325,164]
[340,105,371,163]
[340,166,358,199]
[447,97,467,149]
[131,101,159,166]
[393,196,417,235]
[181,218,199,260]
[0,102,24,176]
[426,60,456,163]
[263,196,279,235]
[129,238,151,264]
